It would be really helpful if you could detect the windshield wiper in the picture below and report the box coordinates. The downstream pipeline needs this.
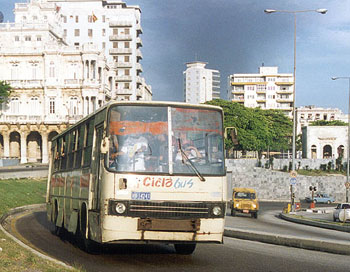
[177,139,205,182]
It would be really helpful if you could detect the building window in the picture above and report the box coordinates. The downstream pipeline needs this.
[125,69,130,76]
[124,56,129,62]
[74,29,80,36]
[25,36,31,41]
[88,29,93,37]
[10,97,20,114]
[49,62,55,78]
[63,29,67,37]
[49,98,55,114]
[125,28,130,34]
[102,15,106,22]
[33,16,38,21]
[31,63,38,79]
[102,29,106,36]
[30,97,40,115]
[63,16,67,23]
[69,97,79,115]
[125,83,130,89]
[75,16,79,23]
[124,41,130,48]
[37,35,42,41]
[11,64,19,80]
[113,28,118,35]
[15,36,19,42]
[102,42,105,49]
[113,42,118,48]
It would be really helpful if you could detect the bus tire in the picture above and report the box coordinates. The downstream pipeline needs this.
[77,206,99,254]
[174,243,196,255]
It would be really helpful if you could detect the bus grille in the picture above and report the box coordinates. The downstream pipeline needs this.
[109,200,225,219]
[128,201,209,219]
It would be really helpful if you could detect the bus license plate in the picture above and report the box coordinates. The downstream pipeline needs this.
[243,210,249,213]
[131,192,151,200]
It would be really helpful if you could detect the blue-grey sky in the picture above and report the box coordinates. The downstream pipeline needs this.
[2,0,350,113]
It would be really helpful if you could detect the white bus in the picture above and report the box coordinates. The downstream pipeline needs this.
[46,101,227,254]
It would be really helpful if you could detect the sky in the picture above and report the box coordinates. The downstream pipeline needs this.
[2,0,350,113]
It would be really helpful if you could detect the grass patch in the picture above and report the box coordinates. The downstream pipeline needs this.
[0,178,75,272]
[296,169,345,176]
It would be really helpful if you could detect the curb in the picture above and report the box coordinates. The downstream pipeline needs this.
[0,204,74,270]
[224,227,350,255]
[280,212,350,233]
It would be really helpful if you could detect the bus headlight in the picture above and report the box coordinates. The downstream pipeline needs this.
[115,203,126,214]
[212,206,222,216]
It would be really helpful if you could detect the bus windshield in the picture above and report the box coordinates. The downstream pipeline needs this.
[107,105,225,176]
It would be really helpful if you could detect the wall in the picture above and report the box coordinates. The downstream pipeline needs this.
[226,159,347,202]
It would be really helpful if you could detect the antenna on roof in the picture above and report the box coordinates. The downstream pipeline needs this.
[0,12,4,23]
[262,62,265,67]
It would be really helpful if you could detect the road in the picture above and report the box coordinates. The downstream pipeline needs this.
[5,203,350,272]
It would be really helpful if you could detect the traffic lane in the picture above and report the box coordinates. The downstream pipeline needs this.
[12,210,350,272]
[225,210,350,243]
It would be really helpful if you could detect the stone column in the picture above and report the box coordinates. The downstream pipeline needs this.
[42,132,49,164]
[20,132,27,164]
[3,131,10,158]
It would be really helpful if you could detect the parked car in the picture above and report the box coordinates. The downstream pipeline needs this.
[333,203,350,222]
[305,193,335,204]
[230,188,259,219]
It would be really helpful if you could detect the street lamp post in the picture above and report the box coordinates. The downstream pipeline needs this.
[265,8,327,211]
[331,77,350,202]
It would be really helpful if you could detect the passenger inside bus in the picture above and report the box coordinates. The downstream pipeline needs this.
[145,133,168,172]
[174,131,202,163]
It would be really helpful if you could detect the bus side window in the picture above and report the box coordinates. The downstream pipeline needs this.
[53,140,59,172]
[68,130,77,169]
[83,119,94,167]
[75,125,84,168]
[61,134,69,170]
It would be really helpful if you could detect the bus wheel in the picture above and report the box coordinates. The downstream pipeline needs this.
[174,243,196,255]
[77,210,99,254]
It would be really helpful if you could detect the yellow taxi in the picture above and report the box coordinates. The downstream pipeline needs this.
[230,188,259,219]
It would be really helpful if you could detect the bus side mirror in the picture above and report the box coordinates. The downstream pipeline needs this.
[101,137,109,154]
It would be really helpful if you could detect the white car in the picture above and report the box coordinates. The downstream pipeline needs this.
[333,203,350,222]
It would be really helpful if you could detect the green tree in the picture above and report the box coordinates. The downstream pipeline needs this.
[0,81,11,103]
[206,99,292,156]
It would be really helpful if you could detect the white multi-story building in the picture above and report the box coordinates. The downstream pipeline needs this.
[0,0,150,164]
[296,105,348,135]
[15,0,151,101]
[227,66,294,117]
[183,61,220,104]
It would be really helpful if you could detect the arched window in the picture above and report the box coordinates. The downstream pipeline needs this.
[311,145,317,159]
[323,145,332,159]
[338,145,345,158]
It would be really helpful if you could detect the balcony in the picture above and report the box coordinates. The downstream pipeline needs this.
[109,21,132,27]
[115,75,132,82]
[64,79,83,86]
[109,34,132,41]
[114,62,132,68]
[231,81,267,86]
[0,114,83,125]
[116,88,133,95]
[136,49,143,60]
[275,81,293,86]
[109,48,132,55]
[136,63,143,73]
[277,89,293,94]
[136,37,143,47]
[7,80,43,89]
